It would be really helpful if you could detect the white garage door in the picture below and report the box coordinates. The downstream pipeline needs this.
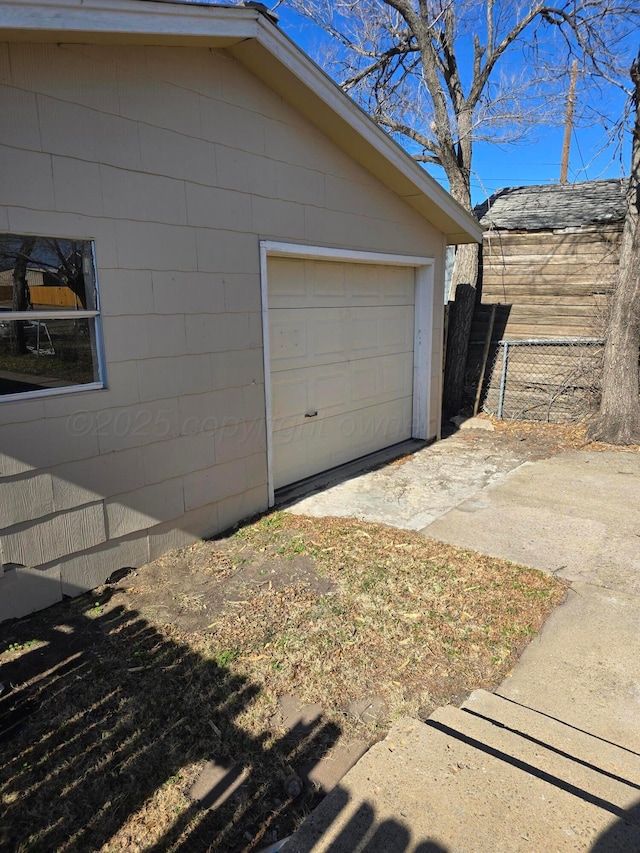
[268,256,416,489]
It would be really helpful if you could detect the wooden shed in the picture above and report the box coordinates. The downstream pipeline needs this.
[469,179,627,422]
[477,178,626,338]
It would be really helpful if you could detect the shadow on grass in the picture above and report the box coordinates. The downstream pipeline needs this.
[0,587,341,853]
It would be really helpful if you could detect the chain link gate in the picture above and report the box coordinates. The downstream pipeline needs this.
[480,338,604,423]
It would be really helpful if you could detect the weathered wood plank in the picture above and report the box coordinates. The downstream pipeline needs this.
[481,271,618,286]
[477,294,609,307]
[484,243,620,256]
[482,283,614,297]
[483,260,618,276]
[483,227,622,248]
[499,325,598,337]
[495,304,607,318]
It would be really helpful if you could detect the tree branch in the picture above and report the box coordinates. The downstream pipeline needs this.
[341,41,417,91]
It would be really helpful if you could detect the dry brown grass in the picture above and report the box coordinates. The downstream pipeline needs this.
[490,417,640,453]
[0,512,567,853]
[209,514,566,724]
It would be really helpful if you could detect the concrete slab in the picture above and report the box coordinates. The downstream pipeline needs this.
[282,716,640,853]
[297,740,369,794]
[189,759,249,810]
[285,432,532,531]
[423,450,640,594]
[496,582,640,754]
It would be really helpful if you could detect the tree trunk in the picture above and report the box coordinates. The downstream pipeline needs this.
[442,239,480,416]
[588,54,640,445]
[11,237,35,356]
[443,279,477,416]
[587,203,640,443]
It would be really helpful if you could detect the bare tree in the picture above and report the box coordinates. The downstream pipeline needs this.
[588,52,640,444]
[280,0,634,413]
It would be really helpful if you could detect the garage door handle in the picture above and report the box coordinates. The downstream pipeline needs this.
[304,411,318,418]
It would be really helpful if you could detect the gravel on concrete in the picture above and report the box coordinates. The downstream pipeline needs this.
[285,430,536,531]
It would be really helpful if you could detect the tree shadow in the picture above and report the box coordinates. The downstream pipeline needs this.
[0,587,341,852]
[590,799,640,851]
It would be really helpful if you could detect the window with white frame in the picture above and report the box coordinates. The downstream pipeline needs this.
[0,235,104,399]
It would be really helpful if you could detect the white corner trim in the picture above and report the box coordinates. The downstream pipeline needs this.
[413,264,434,440]
[259,241,276,508]
[260,240,434,505]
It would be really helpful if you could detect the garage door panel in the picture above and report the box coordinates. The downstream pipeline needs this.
[269,317,309,362]
[268,257,414,309]
[268,257,307,303]
[271,375,308,421]
[351,308,413,356]
[350,353,413,405]
[347,263,379,300]
[345,263,414,306]
[349,360,378,402]
[312,261,347,298]
[382,352,414,395]
[271,354,412,426]
[312,317,349,358]
[312,370,349,410]
[379,265,415,302]
[271,307,413,371]
[272,396,413,489]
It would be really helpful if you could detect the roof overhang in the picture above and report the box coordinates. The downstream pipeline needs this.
[0,0,482,245]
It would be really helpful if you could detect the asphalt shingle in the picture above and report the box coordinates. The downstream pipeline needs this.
[476,178,628,231]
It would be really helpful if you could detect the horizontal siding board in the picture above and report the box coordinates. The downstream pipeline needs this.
[484,244,620,257]
[483,284,615,297]
[0,503,107,567]
[483,226,621,247]
[481,271,617,286]
[477,294,609,307]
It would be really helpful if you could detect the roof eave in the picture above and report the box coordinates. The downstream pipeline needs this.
[0,0,258,45]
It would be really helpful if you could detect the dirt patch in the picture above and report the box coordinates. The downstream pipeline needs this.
[120,538,335,633]
[0,495,568,853]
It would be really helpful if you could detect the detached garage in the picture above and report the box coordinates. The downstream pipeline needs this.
[0,0,480,621]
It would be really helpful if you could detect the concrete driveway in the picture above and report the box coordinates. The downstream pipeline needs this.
[285,425,549,531]
[426,447,640,594]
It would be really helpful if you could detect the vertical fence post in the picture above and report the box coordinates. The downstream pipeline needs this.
[497,341,509,419]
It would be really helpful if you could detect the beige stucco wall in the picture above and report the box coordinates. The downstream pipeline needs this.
[0,41,446,620]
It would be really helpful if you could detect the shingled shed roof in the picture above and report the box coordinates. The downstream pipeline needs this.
[476,178,628,231]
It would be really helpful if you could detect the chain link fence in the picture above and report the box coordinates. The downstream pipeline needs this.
[478,338,604,424]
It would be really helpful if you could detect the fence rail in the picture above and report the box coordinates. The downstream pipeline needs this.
[478,337,604,424]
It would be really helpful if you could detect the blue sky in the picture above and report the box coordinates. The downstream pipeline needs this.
[273,4,634,207]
